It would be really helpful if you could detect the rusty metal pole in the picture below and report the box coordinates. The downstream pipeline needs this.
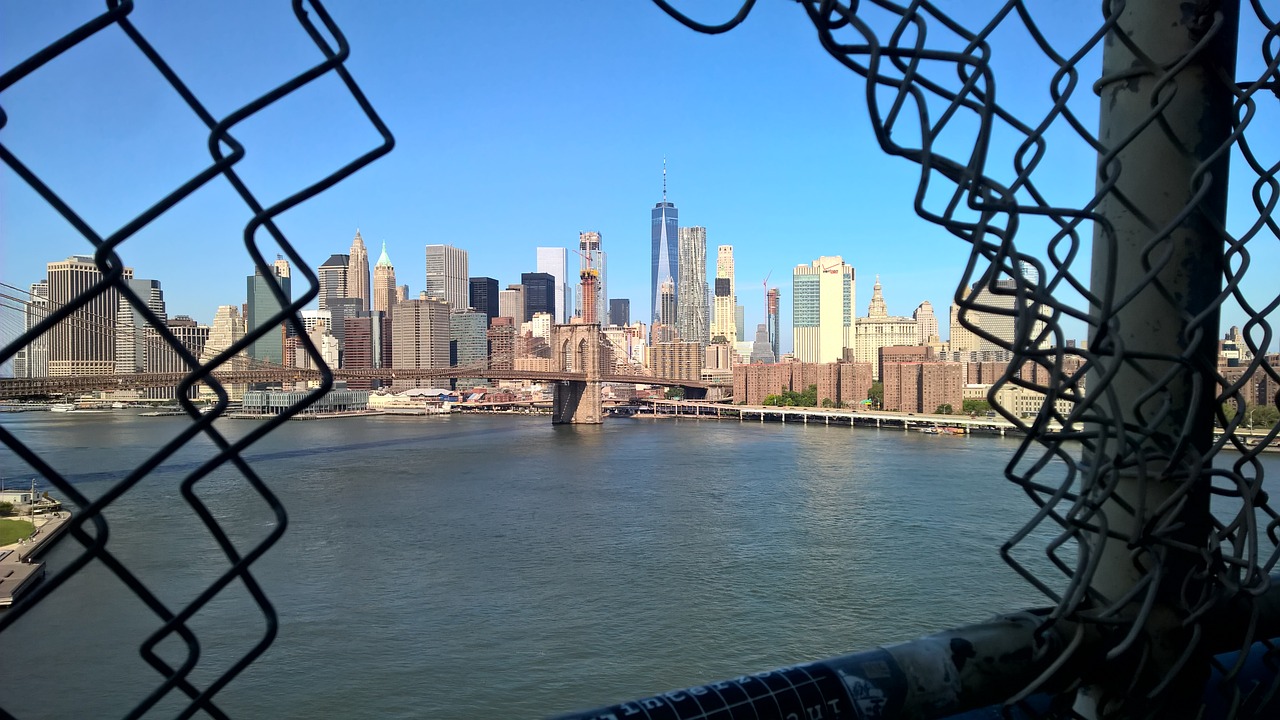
[1080,0,1238,716]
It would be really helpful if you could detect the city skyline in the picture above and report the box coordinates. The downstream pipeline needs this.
[3,3,1277,361]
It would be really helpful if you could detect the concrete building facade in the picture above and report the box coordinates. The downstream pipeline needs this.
[425,244,468,311]
[853,278,919,378]
[46,255,134,376]
[650,341,703,382]
[711,245,737,344]
[792,256,854,364]
[390,296,451,391]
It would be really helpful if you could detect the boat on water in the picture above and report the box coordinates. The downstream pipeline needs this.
[48,403,76,413]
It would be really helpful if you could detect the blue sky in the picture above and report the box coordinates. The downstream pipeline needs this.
[3,1,1277,357]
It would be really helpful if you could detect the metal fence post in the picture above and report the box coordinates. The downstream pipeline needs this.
[1081,0,1239,715]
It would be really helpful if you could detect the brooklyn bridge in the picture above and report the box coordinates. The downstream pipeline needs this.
[1,318,720,424]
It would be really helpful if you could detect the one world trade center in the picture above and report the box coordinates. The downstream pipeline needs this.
[651,160,678,326]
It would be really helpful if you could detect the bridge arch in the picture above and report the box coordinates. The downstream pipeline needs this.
[561,339,574,372]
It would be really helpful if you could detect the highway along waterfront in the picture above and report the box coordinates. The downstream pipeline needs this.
[1,411,1274,717]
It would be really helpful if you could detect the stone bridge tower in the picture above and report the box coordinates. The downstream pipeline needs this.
[551,323,603,424]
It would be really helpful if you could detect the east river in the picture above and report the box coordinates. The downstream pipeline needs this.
[0,411,1273,718]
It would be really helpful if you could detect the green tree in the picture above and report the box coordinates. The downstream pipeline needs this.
[962,398,991,415]
[821,398,834,408]
[1243,404,1279,429]
[762,394,782,406]
[936,404,954,415]
[868,381,883,409]
[801,385,818,407]
[0,501,12,517]
[665,387,685,400]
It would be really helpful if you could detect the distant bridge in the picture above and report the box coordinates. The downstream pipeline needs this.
[0,365,712,399]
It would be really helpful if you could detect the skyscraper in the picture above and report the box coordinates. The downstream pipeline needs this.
[792,256,854,363]
[469,277,500,322]
[498,285,524,322]
[578,232,607,324]
[145,315,210,397]
[425,244,468,310]
[711,245,737,343]
[199,305,248,401]
[750,323,776,364]
[347,230,370,312]
[676,226,708,345]
[317,254,349,312]
[449,309,489,388]
[373,242,397,314]
[246,258,292,365]
[650,160,678,325]
[520,272,556,322]
[949,279,1021,354]
[766,287,780,361]
[609,299,630,327]
[46,255,133,376]
[536,247,572,324]
[14,280,49,378]
[115,278,166,373]
[654,278,677,344]
[391,295,450,391]
[341,311,391,390]
[914,300,940,344]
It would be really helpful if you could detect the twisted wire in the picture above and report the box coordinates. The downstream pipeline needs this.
[662,0,1280,715]
[0,1,393,716]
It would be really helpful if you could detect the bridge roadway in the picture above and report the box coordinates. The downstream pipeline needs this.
[0,367,712,399]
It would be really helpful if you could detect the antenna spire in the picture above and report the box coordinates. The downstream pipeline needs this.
[662,157,667,202]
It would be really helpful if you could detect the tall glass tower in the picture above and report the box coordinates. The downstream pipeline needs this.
[650,160,678,325]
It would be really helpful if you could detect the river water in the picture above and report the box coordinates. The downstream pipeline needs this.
[0,411,1270,718]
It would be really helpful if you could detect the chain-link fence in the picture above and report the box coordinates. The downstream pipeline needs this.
[557,0,1280,717]
[5,0,1280,718]
[0,1,391,717]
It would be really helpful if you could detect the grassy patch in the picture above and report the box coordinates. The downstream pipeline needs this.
[0,519,35,546]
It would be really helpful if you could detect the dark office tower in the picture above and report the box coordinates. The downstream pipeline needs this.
[469,277,499,322]
[246,258,292,365]
[650,159,678,324]
[343,311,392,390]
[609,299,630,327]
[520,272,556,322]
[317,253,349,311]
[767,287,781,361]
[327,297,364,365]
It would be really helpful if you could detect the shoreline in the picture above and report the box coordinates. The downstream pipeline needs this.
[0,511,72,608]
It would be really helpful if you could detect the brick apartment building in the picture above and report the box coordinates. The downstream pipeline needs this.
[883,361,964,413]
[733,361,873,407]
